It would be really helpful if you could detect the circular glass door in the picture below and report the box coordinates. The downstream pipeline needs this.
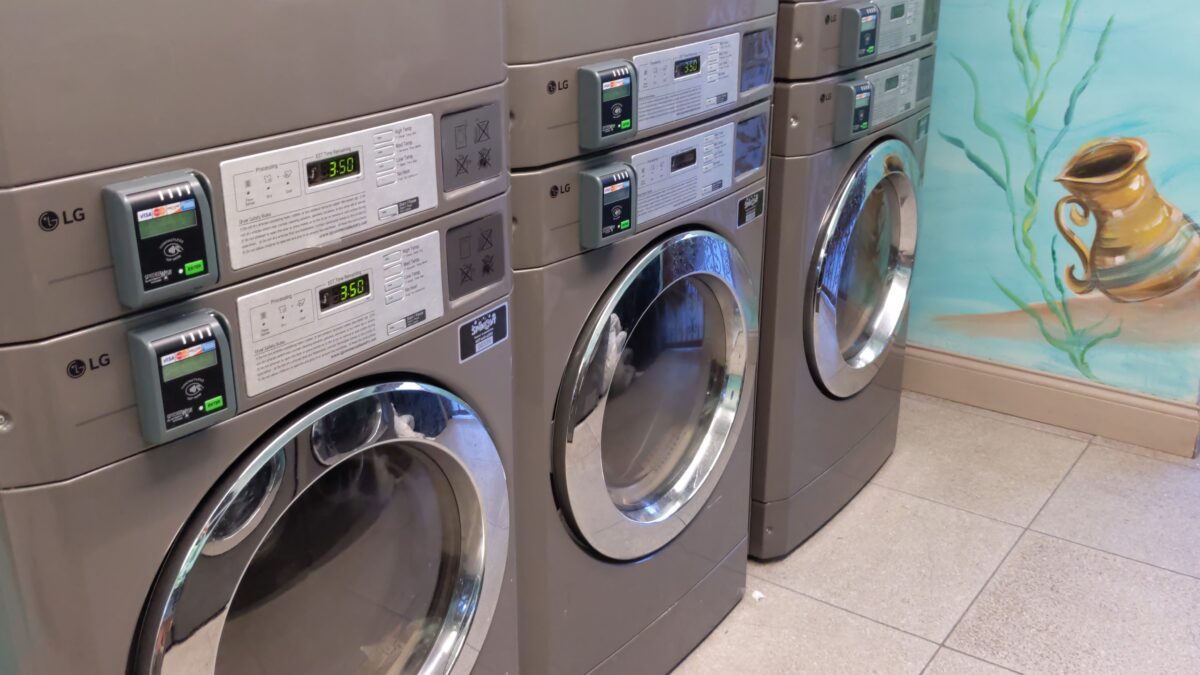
[135,382,509,675]
[554,230,758,561]
[807,139,920,399]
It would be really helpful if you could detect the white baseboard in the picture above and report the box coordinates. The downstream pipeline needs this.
[903,345,1199,458]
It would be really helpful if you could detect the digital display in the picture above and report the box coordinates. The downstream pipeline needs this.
[603,179,631,205]
[319,273,371,311]
[602,77,631,103]
[160,340,219,383]
[306,151,361,187]
[674,56,701,79]
[136,198,198,240]
[671,149,698,172]
[886,75,901,91]
[891,4,906,19]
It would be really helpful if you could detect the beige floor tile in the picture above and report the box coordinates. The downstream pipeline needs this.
[923,648,1016,675]
[947,532,1200,674]
[1031,444,1200,578]
[749,485,1021,642]
[900,392,1093,441]
[1091,435,1200,470]
[878,395,1087,525]
[673,578,936,675]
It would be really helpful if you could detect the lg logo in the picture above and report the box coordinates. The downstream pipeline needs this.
[38,207,86,232]
[66,354,111,379]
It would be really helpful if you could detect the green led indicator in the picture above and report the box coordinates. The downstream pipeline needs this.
[184,260,205,276]
[619,119,632,130]
[203,395,224,413]
[619,219,631,231]
[867,46,876,54]
[861,122,869,129]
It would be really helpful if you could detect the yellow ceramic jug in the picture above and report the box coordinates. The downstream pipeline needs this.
[1055,137,1200,302]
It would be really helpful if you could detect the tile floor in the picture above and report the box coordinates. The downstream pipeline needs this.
[677,392,1200,675]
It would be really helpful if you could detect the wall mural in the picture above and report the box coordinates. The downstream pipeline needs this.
[910,0,1200,402]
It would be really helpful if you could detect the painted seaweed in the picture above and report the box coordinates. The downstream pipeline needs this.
[940,0,1119,379]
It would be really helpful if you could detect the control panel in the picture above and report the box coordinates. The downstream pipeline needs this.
[219,114,439,270]
[840,1,928,68]
[129,311,236,444]
[236,231,446,397]
[103,171,219,309]
[632,33,740,133]
[834,52,931,143]
[580,165,637,250]
[579,62,637,151]
[632,123,735,225]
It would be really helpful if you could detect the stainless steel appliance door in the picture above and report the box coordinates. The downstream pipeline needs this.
[135,382,509,675]
[554,230,757,561]
[807,139,920,400]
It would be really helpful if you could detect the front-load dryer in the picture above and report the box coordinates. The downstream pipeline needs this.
[752,46,934,560]
[0,196,516,674]
[0,1,507,344]
[776,0,939,81]
[505,0,776,167]
[509,102,770,673]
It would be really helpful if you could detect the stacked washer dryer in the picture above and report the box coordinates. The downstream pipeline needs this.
[0,3,517,674]
[752,0,939,559]
[506,1,776,672]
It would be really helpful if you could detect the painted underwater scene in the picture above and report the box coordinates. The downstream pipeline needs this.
[910,0,1200,402]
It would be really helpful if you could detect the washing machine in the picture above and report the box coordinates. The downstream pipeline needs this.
[505,0,777,168]
[509,101,770,674]
[751,45,934,560]
[0,0,507,343]
[776,0,939,81]
[0,195,517,674]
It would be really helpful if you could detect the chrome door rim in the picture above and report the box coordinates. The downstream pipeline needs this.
[138,381,509,675]
[554,230,758,561]
[807,139,920,399]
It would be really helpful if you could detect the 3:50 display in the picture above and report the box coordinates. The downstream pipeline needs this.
[306,151,361,187]
[318,273,371,311]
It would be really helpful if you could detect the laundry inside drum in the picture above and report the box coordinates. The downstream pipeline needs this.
[214,445,463,674]
[599,277,729,521]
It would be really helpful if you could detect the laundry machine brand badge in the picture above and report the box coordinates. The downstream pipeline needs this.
[738,189,765,227]
[458,303,509,363]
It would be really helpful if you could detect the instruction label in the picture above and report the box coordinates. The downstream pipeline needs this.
[220,115,439,269]
[236,231,444,396]
[634,34,740,131]
[631,123,735,224]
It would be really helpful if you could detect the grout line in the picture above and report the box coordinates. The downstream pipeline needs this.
[1027,437,1093,527]
[744,573,941,647]
[939,646,1025,674]
[1093,438,1200,472]
[939,529,1027,651]
[1026,528,1200,583]
[869,483,1029,529]
[916,648,936,675]
[940,437,1095,649]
